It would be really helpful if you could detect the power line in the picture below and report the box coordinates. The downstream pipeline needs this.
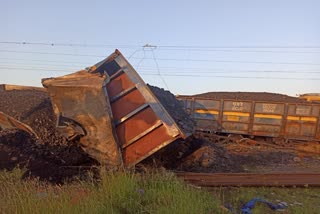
[0,66,319,80]
[138,69,320,74]
[0,57,94,65]
[0,57,319,73]
[0,49,106,58]
[0,66,70,72]
[140,73,320,80]
[131,57,320,66]
[2,41,320,53]
[157,45,320,49]
[0,63,319,74]
[0,41,139,49]
[0,61,84,68]
[134,48,146,70]
[155,47,320,53]
[1,41,320,49]
[151,48,170,90]
[1,49,319,66]
[137,65,320,73]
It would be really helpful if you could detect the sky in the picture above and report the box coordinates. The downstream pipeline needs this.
[1,0,320,96]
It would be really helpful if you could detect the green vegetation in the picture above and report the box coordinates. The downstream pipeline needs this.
[0,168,219,214]
[1,168,320,214]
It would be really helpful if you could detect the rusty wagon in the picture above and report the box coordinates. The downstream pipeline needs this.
[177,95,320,141]
[0,50,192,169]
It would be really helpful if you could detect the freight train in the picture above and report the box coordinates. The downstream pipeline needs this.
[177,95,320,142]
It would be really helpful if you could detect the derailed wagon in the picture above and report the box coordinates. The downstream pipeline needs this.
[177,95,320,141]
[41,50,193,168]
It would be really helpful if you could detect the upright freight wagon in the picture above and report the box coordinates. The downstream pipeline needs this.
[177,95,320,141]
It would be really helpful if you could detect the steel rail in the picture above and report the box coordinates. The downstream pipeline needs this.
[175,172,320,187]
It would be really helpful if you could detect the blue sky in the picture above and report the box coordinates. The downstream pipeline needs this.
[1,0,319,96]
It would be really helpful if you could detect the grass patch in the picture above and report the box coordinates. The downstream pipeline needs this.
[0,168,220,214]
[2,168,319,213]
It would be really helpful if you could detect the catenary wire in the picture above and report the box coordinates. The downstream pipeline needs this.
[151,48,170,90]
[0,67,319,80]
[1,41,320,49]
[0,49,319,66]
[0,64,320,74]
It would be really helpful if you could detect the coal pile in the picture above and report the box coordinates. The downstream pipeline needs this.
[0,90,66,145]
[148,85,195,134]
[171,138,244,173]
[141,136,244,173]
[0,128,97,183]
[0,90,98,182]
[194,91,308,103]
[0,87,196,182]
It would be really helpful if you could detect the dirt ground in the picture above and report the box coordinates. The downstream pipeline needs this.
[1,89,320,183]
[173,133,320,173]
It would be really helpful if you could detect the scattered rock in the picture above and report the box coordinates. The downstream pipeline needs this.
[293,157,301,163]
[10,157,17,161]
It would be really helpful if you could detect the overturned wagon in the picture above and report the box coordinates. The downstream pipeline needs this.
[177,95,320,141]
[42,50,192,168]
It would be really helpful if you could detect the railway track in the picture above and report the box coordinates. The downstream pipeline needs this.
[175,172,320,187]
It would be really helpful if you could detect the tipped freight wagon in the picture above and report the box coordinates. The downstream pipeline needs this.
[42,50,192,168]
[177,95,320,141]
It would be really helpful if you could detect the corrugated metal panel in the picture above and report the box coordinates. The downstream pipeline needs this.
[252,124,281,137]
[254,103,284,114]
[285,104,318,139]
[194,99,220,110]
[177,95,320,141]
[195,119,220,131]
[222,122,249,133]
[193,109,219,120]
[223,101,252,112]
[99,50,190,166]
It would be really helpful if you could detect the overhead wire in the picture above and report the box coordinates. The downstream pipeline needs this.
[2,42,320,54]
[0,41,139,49]
[150,47,170,90]
[0,49,106,58]
[0,49,319,66]
[0,57,94,65]
[0,57,319,74]
[155,47,320,53]
[134,47,146,70]
[130,57,320,66]
[0,66,71,72]
[138,69,320,74]
[139,73,320,80]
[0,66,319,80]
[1,41,320,49]
[0,61,319,74]
[0,43,319,82]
